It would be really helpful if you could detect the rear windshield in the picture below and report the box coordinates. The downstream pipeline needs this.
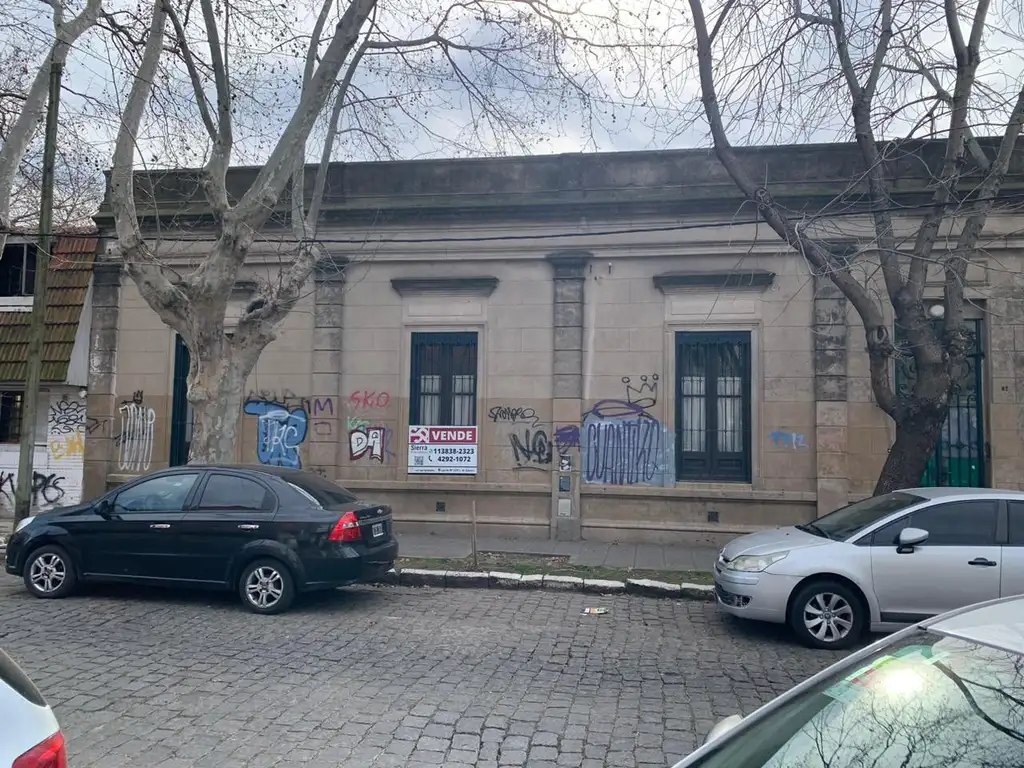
[0,648,46,707]
[285,473,359,507]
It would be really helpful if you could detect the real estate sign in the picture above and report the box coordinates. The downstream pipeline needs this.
[407,426,478,475]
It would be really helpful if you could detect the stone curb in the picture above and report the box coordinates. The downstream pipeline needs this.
[377,568,714,601]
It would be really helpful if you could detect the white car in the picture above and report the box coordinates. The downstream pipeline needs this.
[673,594,1024,767]
[0,647,65,768]
[715,487,1024,649]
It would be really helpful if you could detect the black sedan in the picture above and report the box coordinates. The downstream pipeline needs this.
[4,465,398,614]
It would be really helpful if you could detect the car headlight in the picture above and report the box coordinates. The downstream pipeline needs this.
[14,515,35,533]
[727,551,789,572]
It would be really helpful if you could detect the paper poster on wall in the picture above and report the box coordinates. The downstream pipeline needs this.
[408,426,478,475]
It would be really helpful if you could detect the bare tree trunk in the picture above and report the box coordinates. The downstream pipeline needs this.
[874,409,948,495]
[186,347,250,463]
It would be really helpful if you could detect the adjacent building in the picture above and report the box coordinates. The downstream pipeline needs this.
[0,235,96,515]
[83,141,1024,543]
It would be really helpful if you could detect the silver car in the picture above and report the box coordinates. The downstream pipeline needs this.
[0,647,65,767]
[715,488,1024,649]
[672,594,1024,767]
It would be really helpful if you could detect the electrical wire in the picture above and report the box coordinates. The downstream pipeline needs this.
[5,189,1024,246]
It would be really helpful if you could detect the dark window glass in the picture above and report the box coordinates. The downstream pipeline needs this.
[676,331,751,482]
[870,515,912,547]
[0,244,36,297]
[114,473,198,513]
[1009,501,1024,546]
[870,500,998,547]
[197,474,271,510]
[284,472,358,507]
[0,391,24,443]
[410,332,478,426]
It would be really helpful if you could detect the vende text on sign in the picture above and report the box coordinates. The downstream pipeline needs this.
[408,425,478,475]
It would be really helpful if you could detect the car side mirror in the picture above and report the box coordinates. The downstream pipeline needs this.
[95,499,113,518]
[897,527,929,553]
[703,714,743,745]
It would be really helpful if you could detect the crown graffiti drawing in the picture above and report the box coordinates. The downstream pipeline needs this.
[622,374,659,409]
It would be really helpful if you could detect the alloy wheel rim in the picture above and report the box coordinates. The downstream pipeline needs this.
[803,592,854,643]
[29,553,66,593]
[245,566,284,609]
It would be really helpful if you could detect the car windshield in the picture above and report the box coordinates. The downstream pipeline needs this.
[809,492,923,540]
[687,630,1024,768]
[284,472,359,507]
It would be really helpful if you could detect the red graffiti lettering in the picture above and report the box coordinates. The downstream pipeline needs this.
[349,391,391,410]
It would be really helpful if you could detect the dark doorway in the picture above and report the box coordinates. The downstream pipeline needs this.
[169,335,192,466]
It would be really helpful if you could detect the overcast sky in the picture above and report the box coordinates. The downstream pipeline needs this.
[3,0,1023,176]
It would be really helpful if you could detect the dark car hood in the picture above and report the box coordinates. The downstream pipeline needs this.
[31,501,93,522]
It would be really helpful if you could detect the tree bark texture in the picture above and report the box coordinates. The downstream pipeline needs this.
[185,345,251,464]
[874,409,948,495]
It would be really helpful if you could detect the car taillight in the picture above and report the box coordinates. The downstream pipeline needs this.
[14,731,67,768]
[328,511,361,543]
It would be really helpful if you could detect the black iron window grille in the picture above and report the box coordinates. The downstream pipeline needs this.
[676,331,752,482]
[410,332,478,426]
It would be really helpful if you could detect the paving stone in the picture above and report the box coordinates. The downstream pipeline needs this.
[0,577,852,767]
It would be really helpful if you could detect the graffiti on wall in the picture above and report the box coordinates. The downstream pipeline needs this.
[488,405,540,427]
[350,426,385,462]
[47,395,86,461]
[622,374,659,409]
[579,372,673,487]
[0,471,65,507]
[345,389,394,463]
[311,397,335,436]
[118,391,156,473]
[554,424,580,452]
[0,392,86,511]
[509,428,552,469]
[769,431,808,450]
[244,399,308,468]
[349,390,391,410]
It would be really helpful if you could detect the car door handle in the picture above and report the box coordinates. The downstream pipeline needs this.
[238,524,259,530]
[968,557,998,567]
[149,524,171,530]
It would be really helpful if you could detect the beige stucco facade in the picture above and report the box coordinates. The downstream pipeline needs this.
[83,143,1024,544]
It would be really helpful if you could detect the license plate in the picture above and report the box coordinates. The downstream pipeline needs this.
[371,522,384,537]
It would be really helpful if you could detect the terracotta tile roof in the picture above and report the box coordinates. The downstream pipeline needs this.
[0,235,98,383]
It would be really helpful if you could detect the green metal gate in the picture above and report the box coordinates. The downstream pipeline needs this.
[895,318,986,487]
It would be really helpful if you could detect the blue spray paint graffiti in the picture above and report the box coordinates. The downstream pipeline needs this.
[244,400,308,468]
[769,431,808,450]
[580,399,674,486]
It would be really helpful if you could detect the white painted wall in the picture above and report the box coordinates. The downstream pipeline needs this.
[0,390,86,515]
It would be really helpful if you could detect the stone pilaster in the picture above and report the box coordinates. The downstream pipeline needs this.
[309,255,348,477]
[83,259,123,498]
[813,274,849,516]
[546,251,590,541]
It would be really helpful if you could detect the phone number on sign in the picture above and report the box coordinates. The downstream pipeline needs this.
[433,447,474,455]
[434,454,474,463]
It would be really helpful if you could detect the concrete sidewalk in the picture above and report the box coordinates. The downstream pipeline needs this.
[395,532,720,572]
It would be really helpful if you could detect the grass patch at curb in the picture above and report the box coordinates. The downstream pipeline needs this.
[395,552,714,587]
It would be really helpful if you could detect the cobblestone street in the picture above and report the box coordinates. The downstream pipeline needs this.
[1,577,854,767]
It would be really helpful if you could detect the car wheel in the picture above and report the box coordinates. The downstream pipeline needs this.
[239,559,295,615]
[23,544,78,599]
[789,580,865,650]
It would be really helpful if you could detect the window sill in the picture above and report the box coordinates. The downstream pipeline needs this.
[0,296,33,312]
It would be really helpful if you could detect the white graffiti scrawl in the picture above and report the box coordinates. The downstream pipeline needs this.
[118,402,156,472]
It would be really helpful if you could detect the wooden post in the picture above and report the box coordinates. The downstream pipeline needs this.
[471,499,478,571]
